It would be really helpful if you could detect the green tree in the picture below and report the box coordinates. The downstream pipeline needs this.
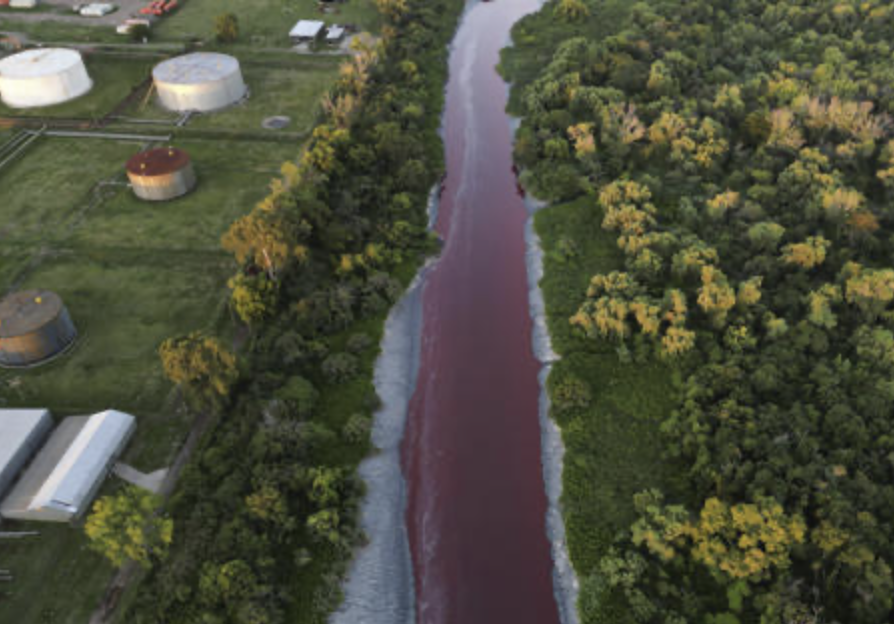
[85,486,172,569]
[555,0,590,22]
[227,273,278,326]
[159,332,238,411]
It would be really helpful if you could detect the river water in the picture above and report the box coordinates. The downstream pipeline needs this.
[400,0,560,622]
[329,1,561,622]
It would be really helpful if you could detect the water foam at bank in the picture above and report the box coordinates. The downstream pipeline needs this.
[329,188,440,624]
[524,195,581,624]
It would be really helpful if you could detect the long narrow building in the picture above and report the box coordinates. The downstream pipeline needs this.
[1,410,136,523]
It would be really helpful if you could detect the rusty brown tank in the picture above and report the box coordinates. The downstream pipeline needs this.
[0,290,77,367]
[126,147,197,201]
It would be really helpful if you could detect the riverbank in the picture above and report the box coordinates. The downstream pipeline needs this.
[502,2,682,620]
[523,192,579,624]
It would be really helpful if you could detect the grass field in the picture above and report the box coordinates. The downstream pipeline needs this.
[0,17,121,44]
[186,59,339,132]
[535,199,684,618]
[0,135,299,624]
[0,55,153,119]
[0,13,346,621]
[152,0,380,45]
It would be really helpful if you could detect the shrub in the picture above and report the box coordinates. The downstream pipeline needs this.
[321,353,359,383]
[215,12,239,43]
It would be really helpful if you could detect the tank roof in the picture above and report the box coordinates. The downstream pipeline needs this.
[0,48,84,80]
[152,52,240,85]
[126,147,191,177]
[0,290,65,338]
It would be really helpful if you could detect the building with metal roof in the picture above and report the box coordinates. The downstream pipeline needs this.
[290,20,326,43]
[0,290,78,368]
[0,409,53,502]
[152,52,247,112]
[325,25,346,44]
[0,410,136,523]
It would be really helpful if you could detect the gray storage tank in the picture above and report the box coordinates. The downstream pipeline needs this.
[0,290,78,367]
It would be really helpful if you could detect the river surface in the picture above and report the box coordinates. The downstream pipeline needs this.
[401,0,559,622]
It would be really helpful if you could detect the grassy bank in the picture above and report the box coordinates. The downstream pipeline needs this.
[535,199,681,599]
[503,1,684,618]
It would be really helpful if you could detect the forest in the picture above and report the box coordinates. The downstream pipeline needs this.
[112,0,463,621]
[506,0,894,622]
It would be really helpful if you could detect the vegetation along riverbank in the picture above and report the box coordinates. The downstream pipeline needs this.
[119,0,465,622]
[504,0,894,622]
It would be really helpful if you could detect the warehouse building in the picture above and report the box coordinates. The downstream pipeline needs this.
[0,48,92,108]
[0,290,78,368]
[152,52,247,112]
[0,409,53,502]
[0,410,136,523]
[126,146,197,201]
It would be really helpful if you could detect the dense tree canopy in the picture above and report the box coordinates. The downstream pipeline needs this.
[513,0,894,621]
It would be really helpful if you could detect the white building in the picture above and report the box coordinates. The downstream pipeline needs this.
[152,52,247,113]
[0,409,53,501]
[0,48,93,109]
[1,410,136,523]
[290,20,325,43]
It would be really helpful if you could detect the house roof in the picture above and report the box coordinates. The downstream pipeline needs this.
[290,20,325,38]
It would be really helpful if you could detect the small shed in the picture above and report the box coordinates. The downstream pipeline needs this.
[0,410,137,523]
[325,25,346,44]
[0,290,78,367]
[126,146,196,201]
[290,20,325,43]
[0,409,53,502]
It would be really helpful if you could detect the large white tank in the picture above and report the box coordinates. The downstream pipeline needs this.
[0,48,93,109]
[152,52,247,113]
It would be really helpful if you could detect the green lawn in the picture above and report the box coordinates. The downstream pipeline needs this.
[535,198,684,614]
[0,525,114,624]
[68,139,298,250]
[0,14,123,43]
[0,135,301,624]
[0,55,153,119]
[0,137,139,241]
[185,59,339,132]
[153,0,380,46]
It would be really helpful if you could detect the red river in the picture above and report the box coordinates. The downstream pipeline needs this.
[400,0,560,622]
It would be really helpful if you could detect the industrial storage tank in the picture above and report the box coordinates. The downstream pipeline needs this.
[0,290,77,367]
[126,147,197,201]
[0,48,93,109]
[152,52,247,112]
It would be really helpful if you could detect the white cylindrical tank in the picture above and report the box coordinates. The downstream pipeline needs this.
[152,52,247,113]
[0,48,93,109]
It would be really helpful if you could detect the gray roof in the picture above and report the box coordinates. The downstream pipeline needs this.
[326,26,345,41]
[290,20,325,38]
[0,409,51,474]
[31,410,135,513]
